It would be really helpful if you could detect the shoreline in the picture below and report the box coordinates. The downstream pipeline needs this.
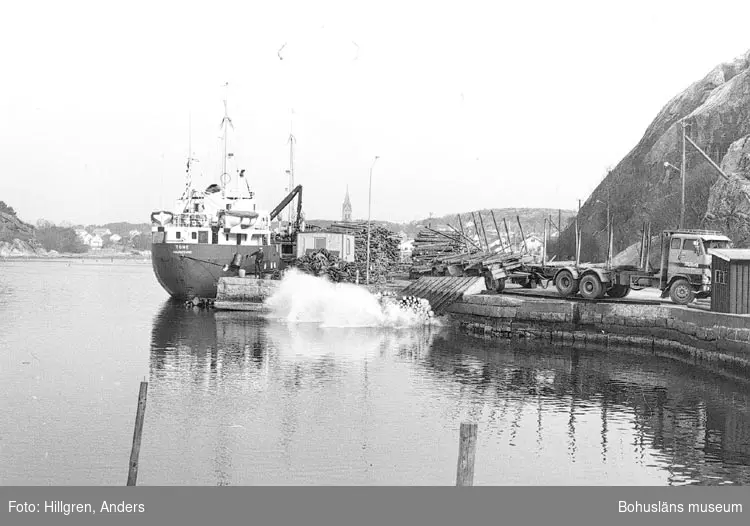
[1,251,151,262]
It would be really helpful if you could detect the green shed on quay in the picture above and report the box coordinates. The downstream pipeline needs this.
[709,249,750,314]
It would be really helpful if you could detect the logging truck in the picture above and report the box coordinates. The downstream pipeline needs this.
[536,229,732,305]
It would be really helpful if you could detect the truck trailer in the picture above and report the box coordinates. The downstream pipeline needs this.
[544,229,731,305]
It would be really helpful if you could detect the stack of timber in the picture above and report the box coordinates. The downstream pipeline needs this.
[411,238,536,286]
[289,248,359,282]
[323,222,401,283]
[410,227,475,276]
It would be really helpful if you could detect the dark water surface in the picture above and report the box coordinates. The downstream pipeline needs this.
[1,260,749,485]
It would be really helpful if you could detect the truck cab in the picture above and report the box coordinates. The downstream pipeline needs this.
[660,230,731,303]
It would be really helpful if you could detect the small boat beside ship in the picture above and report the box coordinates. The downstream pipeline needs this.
[150,95,304,300]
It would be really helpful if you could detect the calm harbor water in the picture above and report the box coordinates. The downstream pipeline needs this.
[1,260,749,485]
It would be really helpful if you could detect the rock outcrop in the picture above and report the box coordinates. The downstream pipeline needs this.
[705,135,750,245]
[0,239,47,257]
[567,49,750,259]
[0,210,46,257]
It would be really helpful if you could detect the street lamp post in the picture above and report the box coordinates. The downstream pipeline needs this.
[663,121,687,229]
[663,159,684,229]
[366,156,380,285]
[681,121,686,230]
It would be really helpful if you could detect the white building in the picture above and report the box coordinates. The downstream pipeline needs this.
[109,234,122,243]
[90,235,103,250]
[525,235,544,254]
[295,231,355,262]
[75,229,93,246]
[399,238,414,262]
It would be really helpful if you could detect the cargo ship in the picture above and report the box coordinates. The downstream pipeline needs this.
[150,94,303,300]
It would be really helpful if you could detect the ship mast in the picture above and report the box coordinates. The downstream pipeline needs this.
[287,110,296,226]
[287,140,295,225]
[180,112,196,203]
[219,82,233,198]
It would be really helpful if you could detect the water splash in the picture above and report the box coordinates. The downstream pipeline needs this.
[265,269,440,328]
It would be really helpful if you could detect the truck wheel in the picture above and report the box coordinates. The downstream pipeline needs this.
[484,273,506,293]
[606,285,630,298]
[669,279,695,305]
[484,273,497,292]
[555,270,578,297]
[579,274,604,300]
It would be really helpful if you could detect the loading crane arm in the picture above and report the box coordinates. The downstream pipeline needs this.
[269,185,304,232]
[269,185,302,221]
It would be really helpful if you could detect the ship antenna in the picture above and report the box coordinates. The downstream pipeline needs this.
[181,112,192,201]
[181,112,199,201]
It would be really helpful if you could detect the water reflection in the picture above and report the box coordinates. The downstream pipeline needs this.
[147,301,750,485]
[421,336,750,485]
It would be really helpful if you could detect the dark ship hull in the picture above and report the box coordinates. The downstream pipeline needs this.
[151,242,284,300]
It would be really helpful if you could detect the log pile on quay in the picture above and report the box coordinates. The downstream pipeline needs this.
[289,249,358,282]
[293,222,401,283]
[410,227,480,275]
[411,228,464,265]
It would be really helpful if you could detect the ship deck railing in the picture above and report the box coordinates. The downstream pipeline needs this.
[173,214,211,228]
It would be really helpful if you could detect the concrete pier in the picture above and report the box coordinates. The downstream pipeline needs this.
[213,276,412,311]
[214,277,280,311]
[447,294,750,372]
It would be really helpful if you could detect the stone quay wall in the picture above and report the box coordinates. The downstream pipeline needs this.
[446,294,750,372]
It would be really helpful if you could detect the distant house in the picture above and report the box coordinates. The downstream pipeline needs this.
[75,229,93,246]
[92,228,111,237]
[109,234,122,243]
[523,236,544,256]
[399,240,414,262]
[128,229,141,240]
[90,235,103,250]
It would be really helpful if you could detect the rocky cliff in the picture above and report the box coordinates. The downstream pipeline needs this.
[705,135,750,245]
[567,49,750,260]
[0,211,47,257]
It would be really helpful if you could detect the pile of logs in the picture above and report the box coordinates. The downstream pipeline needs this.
[411,228,464,267]
[376,291,435,320]
[328,222,401,283]
[290,248,358,282]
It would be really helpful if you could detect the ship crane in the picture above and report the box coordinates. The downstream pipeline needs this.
[269,184,304,233]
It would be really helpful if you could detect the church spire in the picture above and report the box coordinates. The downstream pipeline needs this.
[342,186,352,222]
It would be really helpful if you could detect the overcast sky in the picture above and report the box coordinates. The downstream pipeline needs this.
[2,0,750,226]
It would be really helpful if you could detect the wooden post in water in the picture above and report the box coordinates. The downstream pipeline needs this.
[127,381,148,486]
[456,422,478,486]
